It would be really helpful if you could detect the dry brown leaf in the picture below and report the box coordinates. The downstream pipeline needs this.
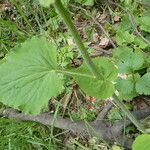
[99,37,110,48]
[114,16,121,22]
[0,3,11,12]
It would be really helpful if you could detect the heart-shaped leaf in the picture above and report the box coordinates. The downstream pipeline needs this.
[72,58,118,99]
[0,37,64,114]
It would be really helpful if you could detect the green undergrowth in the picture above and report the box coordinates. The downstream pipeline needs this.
[0,118,68,150]
[0,0,150,149]
[0,0,102,149]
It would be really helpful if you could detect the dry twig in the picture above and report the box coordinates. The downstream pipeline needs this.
[1,107,150,149]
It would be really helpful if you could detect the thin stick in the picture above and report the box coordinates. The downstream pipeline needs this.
[94,101,113,123]
[113,94,146,133]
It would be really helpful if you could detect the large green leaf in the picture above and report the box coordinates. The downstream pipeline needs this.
[136,73,150,95]
[0,37,64,114]
[132,134,150,150]
[72,58,118,99]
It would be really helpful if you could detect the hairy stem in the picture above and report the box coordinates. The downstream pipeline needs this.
[113,94,146,133]
[53,0,102,79]
[53,0,145,133]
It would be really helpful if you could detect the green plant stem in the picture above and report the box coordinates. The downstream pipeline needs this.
[53,0,145,133]
[53,0,102,79]
[113,94,145,133]
[56,69,96,78]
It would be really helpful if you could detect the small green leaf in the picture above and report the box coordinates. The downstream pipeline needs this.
[112,145,121,150]
[108,107,124,121]
[38,0,55,7]
[132,134,150,150]
[72,58,118,99]
[116,30,135,45]
[0,37,64,114]
[115,77,137,100]
[124,0,132,6]
[134,37,148,49]
[113,46,132,58]
[83,0,94,6]
[136,73,150,95]
[138,16,150,33]
[113,47,144,73]
[117,14,132,31]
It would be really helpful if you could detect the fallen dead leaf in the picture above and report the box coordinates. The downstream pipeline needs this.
[67,38,74,45]
[118,73,128,79]
[114,16,121,22]
[0,3,11,12]
[99,37,110,48]
[86,96,97,103]
[93,33,99,43]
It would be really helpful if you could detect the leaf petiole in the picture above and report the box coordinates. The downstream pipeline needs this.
[56,70,96,79]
